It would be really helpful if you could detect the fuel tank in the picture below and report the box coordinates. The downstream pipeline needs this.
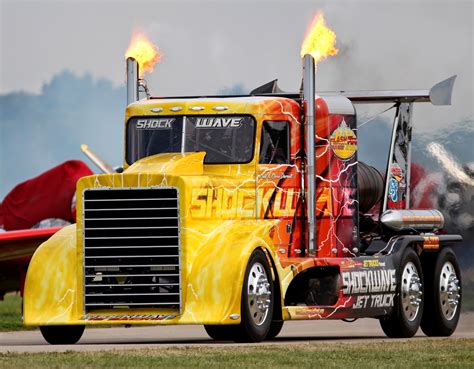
[358,162,384,213]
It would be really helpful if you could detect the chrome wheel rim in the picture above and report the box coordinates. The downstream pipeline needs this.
[247,262,271,326]
[439,261,460,320]
[401,261,422,322]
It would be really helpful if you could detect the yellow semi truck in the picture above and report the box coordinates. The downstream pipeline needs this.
[23,54,462,344]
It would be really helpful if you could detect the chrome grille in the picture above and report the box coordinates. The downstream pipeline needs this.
[82,188,180,311]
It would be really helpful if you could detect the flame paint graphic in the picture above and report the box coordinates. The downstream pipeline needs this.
[125,31,162,77]
[301,13,338,63]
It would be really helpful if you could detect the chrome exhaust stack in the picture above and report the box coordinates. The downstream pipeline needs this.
[302,54,316,254]
[126,57,139,105]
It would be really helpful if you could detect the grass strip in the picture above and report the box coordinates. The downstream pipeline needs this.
[0,338,473,368]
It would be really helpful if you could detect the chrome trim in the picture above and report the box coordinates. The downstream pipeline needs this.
[303,54,316,254]
[126,57,139,105]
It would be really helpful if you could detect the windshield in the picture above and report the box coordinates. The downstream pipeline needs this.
[126,115,255,164]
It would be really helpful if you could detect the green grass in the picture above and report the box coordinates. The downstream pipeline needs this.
[0,293,34,332]
[0,339,473,368]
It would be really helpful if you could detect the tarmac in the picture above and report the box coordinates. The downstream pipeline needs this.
[1,313,473,353]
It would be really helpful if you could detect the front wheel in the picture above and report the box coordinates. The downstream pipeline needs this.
[266,320,284,339]
[421,247,462,336]
[379,247,424,338]
[203,325,240,341]
[40,325,85,345]
[238,249,274,342]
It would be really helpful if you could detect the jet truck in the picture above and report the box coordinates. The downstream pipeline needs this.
[23,54,462,344]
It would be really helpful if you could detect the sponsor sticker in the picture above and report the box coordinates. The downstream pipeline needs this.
[362,259,386,268]
[293,307,325,317]
[390,163,404,182]
[423,235,440,250]
[389,178,399,202]
[329,119,357,160]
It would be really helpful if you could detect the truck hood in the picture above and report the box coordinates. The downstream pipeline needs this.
[126,152,206,176]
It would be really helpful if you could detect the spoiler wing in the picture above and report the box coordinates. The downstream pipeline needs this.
[337,75,456,105]
[250,75,457,106]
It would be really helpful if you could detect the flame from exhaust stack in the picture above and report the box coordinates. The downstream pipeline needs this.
[301,13,338,63]
[125,31,161,77]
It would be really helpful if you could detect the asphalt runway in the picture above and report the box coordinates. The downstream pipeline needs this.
[1,313,473,353]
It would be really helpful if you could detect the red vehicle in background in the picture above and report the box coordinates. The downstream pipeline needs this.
[0,160,93,299]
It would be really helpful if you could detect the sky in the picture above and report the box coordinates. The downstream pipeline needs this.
[1,0,473,132]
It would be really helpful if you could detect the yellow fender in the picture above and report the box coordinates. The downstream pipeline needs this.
[23,225,81,325]
[181,219,280,324]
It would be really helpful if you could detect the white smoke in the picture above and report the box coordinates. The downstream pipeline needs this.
[427,142,474,187]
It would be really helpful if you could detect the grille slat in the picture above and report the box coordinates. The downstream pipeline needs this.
[85,236,179,239]
[85,255,178,259]
[85,197,177,202]
[85,273,179,277]
[85,302,179,307]
[83,188,181,312]
[86,283,179,287]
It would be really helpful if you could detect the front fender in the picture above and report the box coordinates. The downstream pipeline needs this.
[181,219,279,324]
[23,225,80,325]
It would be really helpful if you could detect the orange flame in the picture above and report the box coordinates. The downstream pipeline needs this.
[301,13,338,64]
[125,31,161,77]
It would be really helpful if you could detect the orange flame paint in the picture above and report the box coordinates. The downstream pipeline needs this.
[301,13,338,64]
[125,31,161,77]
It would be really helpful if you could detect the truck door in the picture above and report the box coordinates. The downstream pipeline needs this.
[256,116,304,258]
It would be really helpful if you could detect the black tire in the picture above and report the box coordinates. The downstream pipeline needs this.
[40,325,85,345]
[203,325,240,341]
[236,249,274,342]
[379,247,424,338]
[421,247,462,336]
[266,320,284,339]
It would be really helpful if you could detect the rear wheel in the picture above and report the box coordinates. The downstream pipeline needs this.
[380,247,424,338]
[421,247,461,336]
[40,325,85,345]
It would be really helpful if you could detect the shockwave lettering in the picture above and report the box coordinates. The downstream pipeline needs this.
[194,117,243,128]
[136,118,175,129]
[342,269,396,295]
[189,187,336,219]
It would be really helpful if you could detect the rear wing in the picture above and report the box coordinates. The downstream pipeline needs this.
[250,75,457,106]
[337,75,456,105]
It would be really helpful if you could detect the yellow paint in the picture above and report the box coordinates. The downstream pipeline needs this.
[23,97,301,326]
